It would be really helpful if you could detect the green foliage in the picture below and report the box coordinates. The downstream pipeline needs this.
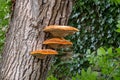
[110,0,120,5]
[66,0,120,75]
[69,0,120,54]
[0,0,11,53]
[48,47,120,80]
[116,20,120,32]
[47,68,98,80]
[72,68,98,80]
[48,54,75,80]
[47,75,57,80]
[86,47,120,80]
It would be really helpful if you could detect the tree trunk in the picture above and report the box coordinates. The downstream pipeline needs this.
[0,0,73,80]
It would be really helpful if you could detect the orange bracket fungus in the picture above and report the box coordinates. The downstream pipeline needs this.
[43,25,79,38]
[31,25,79,59]
[43,38,72,49]
[31,49,58,59]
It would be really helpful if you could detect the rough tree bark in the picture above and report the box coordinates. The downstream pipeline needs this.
[0,0,73,80]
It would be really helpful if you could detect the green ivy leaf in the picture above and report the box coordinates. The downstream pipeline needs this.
[47,75,57,80]
[116,23,120,28]
[116,29,120,33]
[116,48,120,54]
[97,47,106,56]
[87,67,91,74]
[107,47,112,54]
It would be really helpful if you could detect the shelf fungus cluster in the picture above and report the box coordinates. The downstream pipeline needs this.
[31,25,79,59]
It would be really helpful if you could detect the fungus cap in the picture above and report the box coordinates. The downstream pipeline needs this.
[31,49,58,59]
[43,25,79,37]
[43,38,72,49]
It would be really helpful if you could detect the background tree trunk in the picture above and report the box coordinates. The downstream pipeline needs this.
[0,0,73,80]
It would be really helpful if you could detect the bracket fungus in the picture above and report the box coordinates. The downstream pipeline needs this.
[43,38,72,49]
[31,49,58,59]
[43,25,79,38]
[31,25,78,59]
